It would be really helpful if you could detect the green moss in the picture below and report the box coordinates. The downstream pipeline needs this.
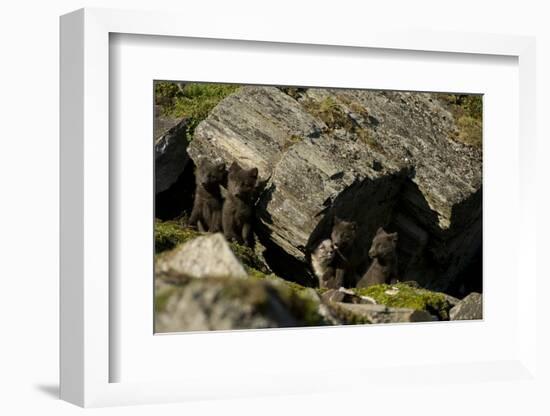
[228,242,270,274]
[328,303,372,325]
[356,127,385,153]
[354,283,452,320]
[155,82,240,142]
[257,275,325,326]
[155,81,182,108]
[303,97,355,131]
[437,93,482,148]
[154,221,271,276]
[272,285,325,326]
[456,115,482,147]
[154,220,201,253]
[219,279,270,309]
[348,101,371,119]
[278,87,306,100]
[282,135,303,151]
[264,274,310,293]
[293,290,326,326]
[154,285,178,314]
[302,96,384,155]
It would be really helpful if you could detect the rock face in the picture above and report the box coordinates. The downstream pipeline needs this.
[155,115,190,194]
[450,292,483,320]
[156,233,247,282]
[187,86,482,293]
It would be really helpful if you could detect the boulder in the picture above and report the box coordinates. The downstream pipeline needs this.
[155,277,300,332]
[449,292,483,320]
[329,302,435,324]
[187,86,482,292]
[154,115,190,194]
[155,233,247,282]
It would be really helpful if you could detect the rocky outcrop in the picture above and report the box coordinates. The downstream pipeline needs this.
[450,292,483,320]
[156,233,247,282]
[155,115,190,194]
[187,86,482,292]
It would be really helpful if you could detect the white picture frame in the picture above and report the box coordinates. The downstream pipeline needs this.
[60,7,538,408]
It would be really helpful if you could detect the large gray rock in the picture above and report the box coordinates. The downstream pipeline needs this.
[188,87,482,291]
[450,292,483,320]
[154,115,190,193]
[155,277,299,332]
[155,233,247,282]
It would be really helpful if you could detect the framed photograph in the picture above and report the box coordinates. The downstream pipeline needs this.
[60,7,538,408]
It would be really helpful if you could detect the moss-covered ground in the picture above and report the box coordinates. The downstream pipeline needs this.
[354,282,453,320]
[155,82,240,143]
[154,220,201,253]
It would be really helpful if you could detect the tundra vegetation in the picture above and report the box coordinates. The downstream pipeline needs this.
[153,82,483,332]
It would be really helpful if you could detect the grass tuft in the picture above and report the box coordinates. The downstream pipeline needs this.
[437,93,482,148]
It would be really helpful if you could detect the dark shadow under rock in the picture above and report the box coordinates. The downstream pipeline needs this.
[155,158,196,220]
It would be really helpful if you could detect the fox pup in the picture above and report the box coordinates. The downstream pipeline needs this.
[222,161,258,247]
[311,239,341,289]
[188,159,227,232]
[357,227,399,288]
[330,216,363,288]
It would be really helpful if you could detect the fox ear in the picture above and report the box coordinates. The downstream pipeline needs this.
[376,227,384,235]
[215,162,226,171]
[249,167,258,179]
[229,161,240,172]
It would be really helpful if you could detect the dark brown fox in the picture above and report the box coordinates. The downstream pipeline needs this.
[330,216,363,288]
[357,227,399,288]
[222,161,258,247]
[188,159,227,232]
